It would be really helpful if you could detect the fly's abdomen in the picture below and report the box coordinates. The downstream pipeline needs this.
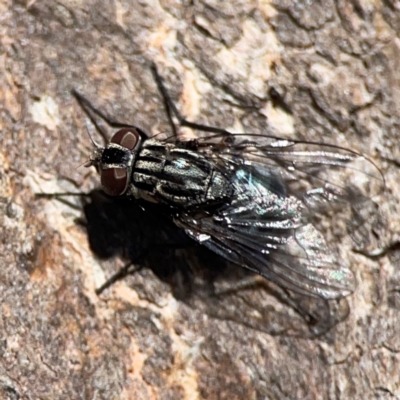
[130,139,233,208]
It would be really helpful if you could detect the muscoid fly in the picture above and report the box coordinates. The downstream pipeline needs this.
[76,63,384,300]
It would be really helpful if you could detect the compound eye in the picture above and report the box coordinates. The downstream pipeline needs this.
[101,168,128,196]
[110,128,140,150]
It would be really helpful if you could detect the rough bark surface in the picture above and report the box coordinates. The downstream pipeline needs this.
[0,1,399,399]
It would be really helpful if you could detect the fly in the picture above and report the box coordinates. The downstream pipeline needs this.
[75,63,385,300]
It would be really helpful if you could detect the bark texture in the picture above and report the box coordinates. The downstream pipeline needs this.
[0,1,399,399]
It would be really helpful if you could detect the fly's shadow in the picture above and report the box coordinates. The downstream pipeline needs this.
[39,63,353,338]
[69,188,349,338]
[82,189,228,300]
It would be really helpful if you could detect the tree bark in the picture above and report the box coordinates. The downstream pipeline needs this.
[0,1,399,399]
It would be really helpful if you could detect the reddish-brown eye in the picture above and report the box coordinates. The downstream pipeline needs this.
[110,128,140,150]
[101,168,128,196]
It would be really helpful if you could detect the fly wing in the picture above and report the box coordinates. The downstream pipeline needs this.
[195,134,384,250]
[173,134,384,299]
[174,161,356,299]
[196,134,383,201]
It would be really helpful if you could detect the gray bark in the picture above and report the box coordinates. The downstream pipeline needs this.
[0,1,399,399]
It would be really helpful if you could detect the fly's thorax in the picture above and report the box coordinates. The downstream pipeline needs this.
[129,139,233,208]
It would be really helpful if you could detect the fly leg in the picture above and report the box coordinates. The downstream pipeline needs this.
[214,275,301,312]
[95,242,199,297]
[36,191,88,210]
[72,90,150,144]
[96,259,145,295]
[150,63,233,138]
[213,274,338,336]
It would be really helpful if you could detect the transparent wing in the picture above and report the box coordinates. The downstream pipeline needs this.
[195,133,384,203]
[196,134,384,250]
[173,134,384,299]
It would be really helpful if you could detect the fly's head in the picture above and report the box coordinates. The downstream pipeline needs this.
[86,127,144,196]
